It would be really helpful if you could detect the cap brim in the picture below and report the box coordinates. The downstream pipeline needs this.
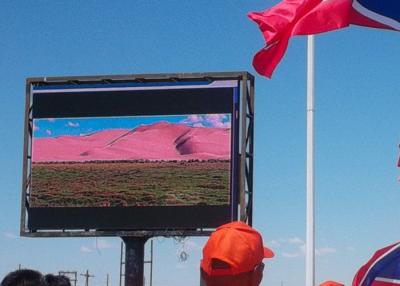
[263,246,274,258]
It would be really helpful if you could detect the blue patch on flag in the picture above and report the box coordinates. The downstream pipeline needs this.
[357,0,400,22]
[377,257,400,281]
[361,246,400,286]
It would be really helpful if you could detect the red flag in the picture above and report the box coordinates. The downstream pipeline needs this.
[248,0,321,78]
[249,0,399,78]
[293,0,393,35]
[292,0,353,35]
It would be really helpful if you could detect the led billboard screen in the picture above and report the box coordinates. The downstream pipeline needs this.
[23,77,240,232]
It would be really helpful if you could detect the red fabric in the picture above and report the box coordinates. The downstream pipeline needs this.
[293,0,352,35]
[248,0,396,78]
[352,242,399,286]
[320,281,345,286]
[293,0,392,34]
[248,0,321,78]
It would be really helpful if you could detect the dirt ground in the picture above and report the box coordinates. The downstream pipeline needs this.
[30,160,230,207]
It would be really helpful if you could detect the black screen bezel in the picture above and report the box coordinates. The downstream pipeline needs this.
[26,83,238,231]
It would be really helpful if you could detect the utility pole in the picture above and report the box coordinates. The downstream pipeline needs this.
[80,270,94,286]
[59,271,78,286]
[144,240,154,286]
[106,273,110,286]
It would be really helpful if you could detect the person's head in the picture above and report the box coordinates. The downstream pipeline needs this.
[319,281,345,286]
[1,269,46,286]
[44,275,71,286]
[200,221,274,286]
[200,262,265,286]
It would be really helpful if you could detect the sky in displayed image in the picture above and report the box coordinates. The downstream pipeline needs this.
[0,1,399,286]
[33,114,231,138]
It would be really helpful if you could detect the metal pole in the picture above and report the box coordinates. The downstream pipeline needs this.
[122,237,148,286]
[149,240,153,286]
[119,242,124,286]
[239,73,249,222]
[306,35,315,286]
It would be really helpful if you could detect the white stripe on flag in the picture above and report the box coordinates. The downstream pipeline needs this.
[375,277,400,284]
[353,1,400,31]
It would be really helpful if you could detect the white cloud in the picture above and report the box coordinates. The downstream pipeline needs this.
[181,114,230,128]
[204,114,229,128]
[281,243,305,258]
[273,236,336,258]
[316,247,336,256]
[33,124,39,131]
[282,252,302,258]
[46,129,52,135]
[211,120,231,128]
[193,122,205,128]
[267,240,281,247]
[67,121,79,127]
[346,246,356,252]
[186,115,202,123]
[204,114,226,122]
[3,232,18,239]
[47,118,56,122]
[281,243,336,258]
[181,115,202,125]
[80,246,92,253]
[288,237,304,245]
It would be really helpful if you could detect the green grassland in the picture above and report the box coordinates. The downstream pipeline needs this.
[30,160,230,207]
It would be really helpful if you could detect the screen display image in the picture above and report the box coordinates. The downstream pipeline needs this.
[23,76,245,232]
[31,114,232,208]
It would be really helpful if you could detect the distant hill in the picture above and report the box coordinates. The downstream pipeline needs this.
[32,122,231,162]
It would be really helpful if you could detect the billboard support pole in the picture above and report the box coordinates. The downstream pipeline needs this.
[122,237,149,286]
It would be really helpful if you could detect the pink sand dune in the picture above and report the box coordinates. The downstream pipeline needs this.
[175,128,231,157]
[32,122,231,162]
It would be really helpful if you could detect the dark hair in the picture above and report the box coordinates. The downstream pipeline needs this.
[44,275,71,286]
[200,269,253,286]
[1,269,46,286]
[200,263,264,286]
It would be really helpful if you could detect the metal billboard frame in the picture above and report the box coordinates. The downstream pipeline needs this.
[21,71,255,238]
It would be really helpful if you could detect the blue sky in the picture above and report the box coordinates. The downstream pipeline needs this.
[0,1,399,286]
[33,114,231,138]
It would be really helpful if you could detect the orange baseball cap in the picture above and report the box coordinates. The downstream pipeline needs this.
[320,281,345,286]
[201,221,274,276]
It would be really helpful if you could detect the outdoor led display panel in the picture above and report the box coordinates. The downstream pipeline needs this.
[23,78,240,232]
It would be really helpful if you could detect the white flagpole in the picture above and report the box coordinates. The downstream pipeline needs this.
[306,35,315,286]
